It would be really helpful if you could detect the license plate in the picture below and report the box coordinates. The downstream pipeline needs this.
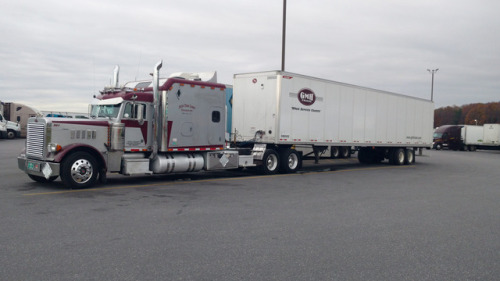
[27,161,41,172]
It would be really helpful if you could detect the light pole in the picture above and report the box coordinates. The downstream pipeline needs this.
[427,68,438,101]
[281,0,287,71]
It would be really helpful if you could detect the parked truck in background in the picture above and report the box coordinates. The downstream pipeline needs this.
[433,125,462,150]
[17,61,434,188]
[433,124,500,151]
[0,112,21,139]
[1,101,41,138]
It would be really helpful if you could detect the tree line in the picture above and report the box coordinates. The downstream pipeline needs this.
[434,102,500,128]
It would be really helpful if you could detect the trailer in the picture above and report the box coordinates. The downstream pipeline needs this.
[232,71,434,170]
[461,125,483,151]
[483,124,500,146]
[18,62,434,188]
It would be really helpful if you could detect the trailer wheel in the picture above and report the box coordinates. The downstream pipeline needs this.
[260,149,280,174]
[7,129,16,139]
[28,174,58,183]
[404,149,415,165]
[331,147,340,158]
[61,152,98,188]
[280,149,301,173]
[391,148,405,165]
[340,147,350,158]
[469,145,477,152]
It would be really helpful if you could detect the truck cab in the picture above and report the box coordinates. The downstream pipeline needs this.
[433,125,463,150]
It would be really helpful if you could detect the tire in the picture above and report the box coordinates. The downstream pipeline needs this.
[470,145,477,152]
[391,148,405,165]
[259,149,280,175]
[331,146,340,158]
[435,143,443,150]
[279,149,301,173]
[7,130,16,139]
[28,174,58,183]
[340,147,350,158]
[404,149,415,165]
[61,152,98,188]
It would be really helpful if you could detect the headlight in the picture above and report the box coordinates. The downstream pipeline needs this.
[48,143,62,153]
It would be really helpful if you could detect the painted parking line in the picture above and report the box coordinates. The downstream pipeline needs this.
[23,165,413,196]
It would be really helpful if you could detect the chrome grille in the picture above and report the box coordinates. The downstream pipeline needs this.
[26,122,46,158]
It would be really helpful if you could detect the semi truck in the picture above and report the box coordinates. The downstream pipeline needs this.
[1,101,41,138]
[0,112,21,139]
[18,61,434,188]
[433,124,500,151]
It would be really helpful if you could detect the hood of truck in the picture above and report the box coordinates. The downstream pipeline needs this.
[25,117,111,160]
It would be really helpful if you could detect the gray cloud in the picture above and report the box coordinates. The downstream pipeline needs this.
[1,0,499,112]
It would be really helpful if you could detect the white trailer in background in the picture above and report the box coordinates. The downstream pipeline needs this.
[458,124,500,151]
[461,125,484,151]
[483,124,500,145]
[231,71,434,167]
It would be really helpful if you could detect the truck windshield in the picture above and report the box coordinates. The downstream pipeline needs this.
[433,132,443,138]
[90,104,121,118]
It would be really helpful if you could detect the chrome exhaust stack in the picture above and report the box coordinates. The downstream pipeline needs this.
[113,65,120,88]
[150,60,163,160]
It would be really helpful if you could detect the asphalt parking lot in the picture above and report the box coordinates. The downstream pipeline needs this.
[1,138,499,280]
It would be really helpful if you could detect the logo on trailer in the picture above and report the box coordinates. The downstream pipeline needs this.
[297,88,316,106]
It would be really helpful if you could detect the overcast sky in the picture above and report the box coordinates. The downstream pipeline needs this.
[1,0,499,113]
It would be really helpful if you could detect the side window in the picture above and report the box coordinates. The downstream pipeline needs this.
[123,103,133,118]
[212,111,221,123]
[123,103,147,119]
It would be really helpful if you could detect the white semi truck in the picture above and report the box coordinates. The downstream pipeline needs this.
[0,112,22,139]
[18,61,434,188]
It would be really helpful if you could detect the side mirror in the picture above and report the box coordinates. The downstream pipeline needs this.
[137,104,144,125]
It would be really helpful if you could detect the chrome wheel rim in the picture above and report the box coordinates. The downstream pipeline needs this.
[266,154,278,171]
[288,153,298,169]
[70,159,93,184]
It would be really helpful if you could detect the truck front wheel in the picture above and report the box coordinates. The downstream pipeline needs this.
[7,129,16,139]
[61,152,98,188]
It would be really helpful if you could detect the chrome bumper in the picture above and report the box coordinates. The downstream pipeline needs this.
[18,154,60,179]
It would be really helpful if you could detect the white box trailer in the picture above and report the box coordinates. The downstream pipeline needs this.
[231,71,434,170]
[483,124,500,146]
[461,125,484,149]
[232,71,434,147]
